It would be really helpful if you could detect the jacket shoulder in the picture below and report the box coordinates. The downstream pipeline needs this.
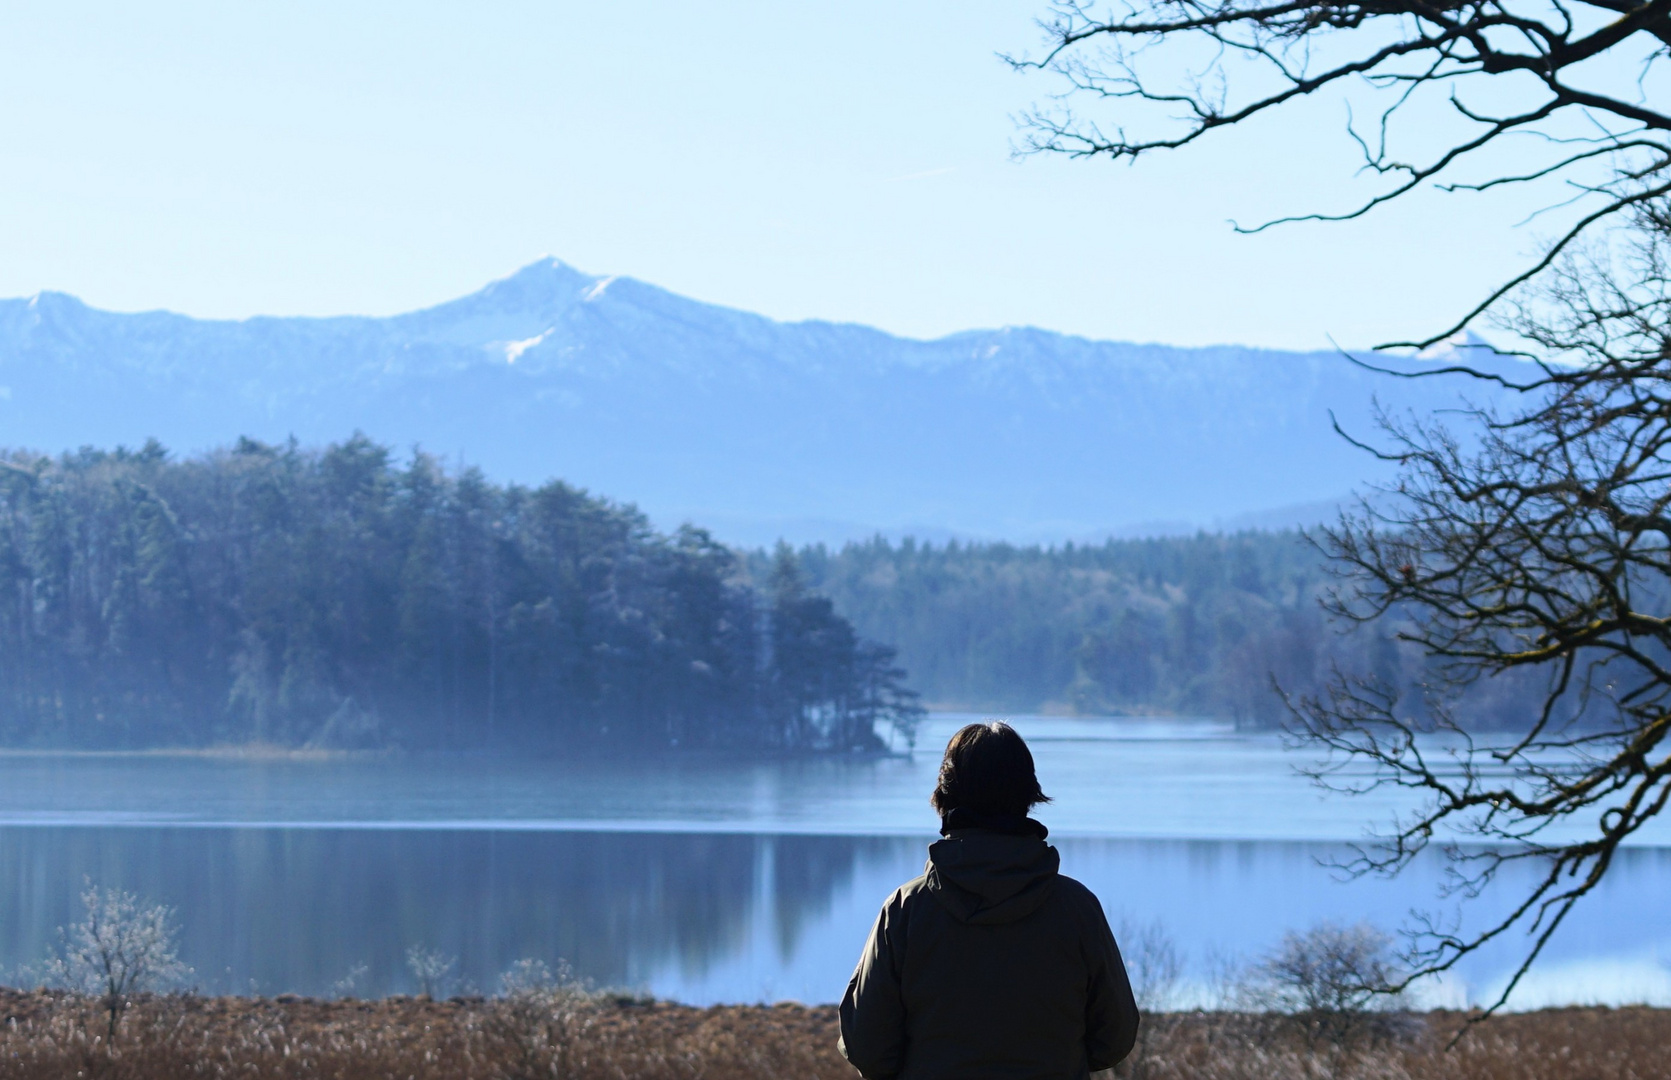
[891,873,934,908]
[1051,873,1111,920]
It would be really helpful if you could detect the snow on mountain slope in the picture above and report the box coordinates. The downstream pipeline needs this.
[0,259,1525,544]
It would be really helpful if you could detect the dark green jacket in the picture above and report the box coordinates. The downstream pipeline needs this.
[839,824,1139,1080]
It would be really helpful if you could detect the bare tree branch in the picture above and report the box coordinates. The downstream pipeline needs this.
[1284,209,1671,1020]
[1011,0,1671,344]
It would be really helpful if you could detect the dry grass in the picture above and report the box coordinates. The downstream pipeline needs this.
[0,989,850,1080]
[1125,1009,1671,1080]
[0,990,1663,1079]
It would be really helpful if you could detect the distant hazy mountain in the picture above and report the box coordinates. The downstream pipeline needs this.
[0,258,1524,545]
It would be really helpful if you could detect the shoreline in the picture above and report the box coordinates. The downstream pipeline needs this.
[0,712,1244,762]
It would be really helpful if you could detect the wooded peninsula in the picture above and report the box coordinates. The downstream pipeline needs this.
[0,437,919,752]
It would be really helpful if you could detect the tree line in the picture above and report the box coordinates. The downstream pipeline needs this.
[0,437,920,752]
[773,532,1543,729]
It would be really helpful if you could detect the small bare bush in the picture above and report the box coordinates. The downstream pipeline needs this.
[33,884,190,1039]
[1241,921,1410,1048]
[485,958,598,1079]
[330,962,369,998]
[405,945,457,999]
[1115,918,1185,1080]
[1120,918,1184,1013]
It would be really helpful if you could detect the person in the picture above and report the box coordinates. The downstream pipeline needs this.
[839,721,1140,1080]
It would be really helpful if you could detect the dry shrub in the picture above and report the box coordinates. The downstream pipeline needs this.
[33,885,191,1041]
[1239,922,1407,1047]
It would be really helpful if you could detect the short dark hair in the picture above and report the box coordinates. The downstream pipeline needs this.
[931,721,1050,818]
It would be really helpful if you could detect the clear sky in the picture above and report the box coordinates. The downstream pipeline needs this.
[0,2,1559,350]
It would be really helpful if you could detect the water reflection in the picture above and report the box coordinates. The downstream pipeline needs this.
[0,828,891,998]
[0,826,1667,1008]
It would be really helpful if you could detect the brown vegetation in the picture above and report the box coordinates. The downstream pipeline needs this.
[0,990,847,1080]
[0,990,1664,1079]
[1128,1010,1671,1080]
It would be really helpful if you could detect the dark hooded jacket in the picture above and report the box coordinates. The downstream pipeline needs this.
[839,813,1140,1080]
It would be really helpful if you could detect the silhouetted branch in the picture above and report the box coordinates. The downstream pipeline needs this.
[1011,0,1671,344]
[1287,209,1671,1021]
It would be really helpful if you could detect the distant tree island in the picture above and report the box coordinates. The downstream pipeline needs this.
[0,436,921,753]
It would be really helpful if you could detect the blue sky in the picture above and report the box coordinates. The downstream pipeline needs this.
[0,2,1557,349]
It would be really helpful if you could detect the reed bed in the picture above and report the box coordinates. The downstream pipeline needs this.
[0,989,1661,1079]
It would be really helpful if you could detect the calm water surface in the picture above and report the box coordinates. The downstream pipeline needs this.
[0,715,1666,1008]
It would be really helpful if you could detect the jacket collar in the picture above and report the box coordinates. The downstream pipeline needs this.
[939,806,1049,840]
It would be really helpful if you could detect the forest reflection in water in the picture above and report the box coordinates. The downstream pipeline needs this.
[0,825,1668,1008]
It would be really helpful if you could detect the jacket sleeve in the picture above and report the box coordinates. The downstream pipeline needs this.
[839,889,909,1080]
[1083,897,1141,1072]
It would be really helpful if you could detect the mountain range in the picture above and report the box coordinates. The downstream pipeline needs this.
[0,258,1525,545]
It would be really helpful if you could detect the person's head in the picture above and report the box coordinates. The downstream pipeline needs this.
[930,721,1051,819]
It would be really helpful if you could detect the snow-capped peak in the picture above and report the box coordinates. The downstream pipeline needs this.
[503,330,552,364]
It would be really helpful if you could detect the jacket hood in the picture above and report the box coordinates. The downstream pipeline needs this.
[924,823,1060,925]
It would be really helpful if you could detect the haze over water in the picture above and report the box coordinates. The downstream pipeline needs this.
[2,715,1667,1008]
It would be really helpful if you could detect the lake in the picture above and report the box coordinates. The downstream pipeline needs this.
[1,714,1667,1008]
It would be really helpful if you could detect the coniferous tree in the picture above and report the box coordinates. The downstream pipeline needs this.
[0,437,921,753]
